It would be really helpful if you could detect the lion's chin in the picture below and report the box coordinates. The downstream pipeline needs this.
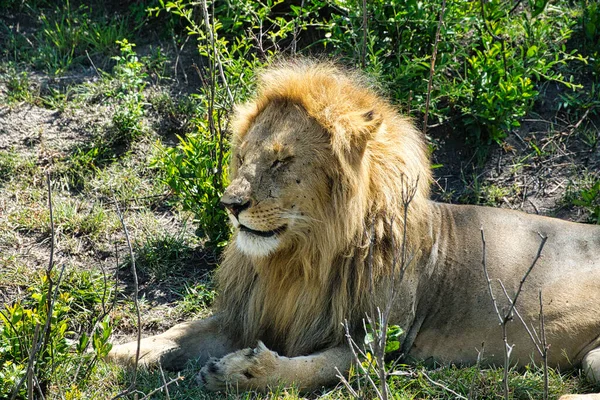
[236,230,282,257]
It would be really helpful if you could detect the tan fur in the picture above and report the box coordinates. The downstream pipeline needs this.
[108,60,600,395]
[217,60,431,357]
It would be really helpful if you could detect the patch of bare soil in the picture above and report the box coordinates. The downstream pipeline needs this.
[431,85,600,222]
[0,105,101,153]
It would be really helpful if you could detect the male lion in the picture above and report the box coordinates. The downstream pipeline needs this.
[109,60,600,396]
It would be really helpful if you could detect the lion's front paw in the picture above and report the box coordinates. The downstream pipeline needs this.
[197,341,280,392]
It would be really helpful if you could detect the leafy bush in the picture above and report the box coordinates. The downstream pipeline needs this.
[153,128,231,247]
[111,39,148,143]
[324,0,584,143]
[0,270,113,398]
[572,180,600,224]
[580,0,600,74]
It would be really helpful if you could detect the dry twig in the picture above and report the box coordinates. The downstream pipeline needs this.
[111,198,142,400]
[11,174,66,399]
[138,375,184,400]
[480,228,547,400]
[423,0,446,136]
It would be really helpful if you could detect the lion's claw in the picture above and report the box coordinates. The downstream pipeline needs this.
[197,342,279,392]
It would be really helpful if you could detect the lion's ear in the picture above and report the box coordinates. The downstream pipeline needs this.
[331,109,382,165]
[357,109,382,140]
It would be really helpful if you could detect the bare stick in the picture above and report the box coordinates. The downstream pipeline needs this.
[360,0,368,68]
[12,174,62,399]
[468,344,484,399]
[85,50,101,78]
[342,320,383,399]
[498,283,543,356]
[335,366,360,398]
[423,0,446,136]
[111,197,142,399]
[26,324,40,400]
[158,363,171,400]
[539,290,549,400]
[567,107,591,137]
[347,177,420,399]
[421,369,468,400]
[480,229,503,324]
[289,0,305,55]
[138,375,184,400]
[481,228,511,400]
[504,234,547,320]
[481,228,547,400]
[200,0,234,105]
[172,35,190,85]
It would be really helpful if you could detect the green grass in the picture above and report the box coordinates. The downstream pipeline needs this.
[133,229,199,281]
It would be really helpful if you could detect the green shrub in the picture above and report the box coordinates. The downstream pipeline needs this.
[111,39,148,143]
[0,270,113,398]
[153,129,231,247]
[324,0,584,143]
[572,180,600,224]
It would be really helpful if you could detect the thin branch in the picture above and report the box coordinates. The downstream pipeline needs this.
[421,369,468,400]
[480,228,503,324]
[26,324,40,400]
[342,320,383,399]
[423,0,446,136]
[138,374,184,400]
[498,282,543,356]
[539,290,549,400]
[111,197,142,399]
[504,234,547,321]
[480,229,547,400]
[12,174,62,399]
[200,0,234,105]
[567,107,591,136]
[85,50,101,78]
[159,363,171,400]
[289,0,305,55]
[335,367,360,398]
[360,0,368,69]
[479,0,508,76]
[172,35,190,85]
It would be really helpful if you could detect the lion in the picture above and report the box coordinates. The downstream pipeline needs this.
[108,60,600,397]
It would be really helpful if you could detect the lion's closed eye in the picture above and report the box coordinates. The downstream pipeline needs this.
[271,156,294,170]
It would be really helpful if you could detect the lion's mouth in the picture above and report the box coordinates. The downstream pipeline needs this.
[239,224,287,238]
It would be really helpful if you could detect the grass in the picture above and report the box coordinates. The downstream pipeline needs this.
[0,0,599,398]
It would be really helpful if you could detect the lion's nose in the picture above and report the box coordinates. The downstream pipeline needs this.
[220,195,251,219]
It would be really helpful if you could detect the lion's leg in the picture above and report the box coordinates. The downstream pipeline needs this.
[583,347,600,384]
[107,314,237,370]
[555,347,600,400]
[197,341,353,392]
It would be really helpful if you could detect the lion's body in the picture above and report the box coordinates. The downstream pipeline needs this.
[109,60,600,394]
[409,202,600,369]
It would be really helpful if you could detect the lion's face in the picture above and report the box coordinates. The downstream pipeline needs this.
[221,101,332,257]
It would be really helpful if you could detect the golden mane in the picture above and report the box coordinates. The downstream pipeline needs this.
[215,59,432,357]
